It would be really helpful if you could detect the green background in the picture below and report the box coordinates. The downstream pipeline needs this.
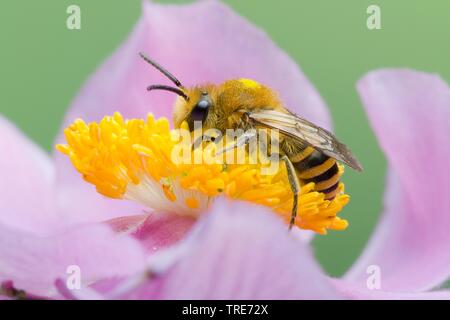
[1,0,449,277]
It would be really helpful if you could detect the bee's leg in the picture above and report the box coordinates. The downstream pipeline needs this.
[214,131,256,155]
[281,155,300,230]
[192,132,223,150]
[192,135,203,150]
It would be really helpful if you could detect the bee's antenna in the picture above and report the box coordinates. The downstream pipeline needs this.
[139,52,184,88]
[147,84,189,102]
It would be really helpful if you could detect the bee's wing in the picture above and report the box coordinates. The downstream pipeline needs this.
[247,109,363,171]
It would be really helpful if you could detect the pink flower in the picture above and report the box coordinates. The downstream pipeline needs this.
[1,0,449,299]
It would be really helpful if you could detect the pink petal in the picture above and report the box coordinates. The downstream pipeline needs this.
[106,212,196,254]
[107,214,150,233]
[131,213,196,254]
[60,0,331,127]
[54,278,104,300]
[345,69,450,291]
[0,222,146,297]
[0,115,58,235]
[121,199,340,299]
[53,0,331,225]
[333,279,450,300]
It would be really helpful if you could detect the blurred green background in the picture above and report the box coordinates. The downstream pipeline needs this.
[1,0,449,277]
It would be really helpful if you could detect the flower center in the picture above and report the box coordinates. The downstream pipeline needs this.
[56,112,350,234]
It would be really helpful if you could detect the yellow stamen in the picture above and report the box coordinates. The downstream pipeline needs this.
[56,112,351,233]
[185,197,200,209]
[161,178,177,202]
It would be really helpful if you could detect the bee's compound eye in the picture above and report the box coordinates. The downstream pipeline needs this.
[189,98,211,125]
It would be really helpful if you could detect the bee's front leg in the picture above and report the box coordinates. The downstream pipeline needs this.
[280,155,300,230]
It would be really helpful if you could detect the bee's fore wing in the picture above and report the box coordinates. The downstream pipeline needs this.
[247,109,363,171]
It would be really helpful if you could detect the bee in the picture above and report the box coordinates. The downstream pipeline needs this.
[139,52,363,229]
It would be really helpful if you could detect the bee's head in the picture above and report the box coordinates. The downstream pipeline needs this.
[139,52,214,131]
[172,87,216,131]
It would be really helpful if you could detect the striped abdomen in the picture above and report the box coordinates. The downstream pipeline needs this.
[290,146,340,200]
